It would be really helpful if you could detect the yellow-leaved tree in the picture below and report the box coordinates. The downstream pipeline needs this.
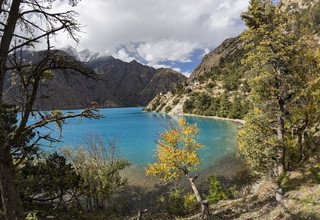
[146,118,209,218]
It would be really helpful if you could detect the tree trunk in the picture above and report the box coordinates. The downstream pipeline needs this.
[0,152,24,220]
[297,118,308,162]
[0,0,22,104]
[188,176,209,219]
[276,112,286,177]
[297,131,305,162]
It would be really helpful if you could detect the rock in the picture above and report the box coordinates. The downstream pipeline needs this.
[276,188,283,201]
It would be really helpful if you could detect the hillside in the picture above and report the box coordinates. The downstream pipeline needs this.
[3,48,186,110]
[145,0,320,120]
[145,35,250,119]
[132,162,320,220]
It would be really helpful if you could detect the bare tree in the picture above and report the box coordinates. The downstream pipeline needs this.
[0,1,100,219]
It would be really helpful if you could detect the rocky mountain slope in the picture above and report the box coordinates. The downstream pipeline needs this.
[4,48,186,110]
[188,37,241,81]
[145,35,250,119]
[145,0,320,119]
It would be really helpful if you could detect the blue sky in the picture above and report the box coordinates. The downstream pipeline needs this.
[55,0,250,76]
[143,49,207,76]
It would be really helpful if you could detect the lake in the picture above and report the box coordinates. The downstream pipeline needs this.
[43,107,238,169]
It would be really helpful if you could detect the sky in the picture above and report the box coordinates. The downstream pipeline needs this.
[53,0,250,76]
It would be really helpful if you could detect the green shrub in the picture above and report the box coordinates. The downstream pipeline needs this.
[158,103,166,111]
[276,173,294,193]
[172,98,180,106]
[194,93,211,114]
[226,186,238,199]
[165,106,172,113]
[159,189,198,217]
[207,176,226,204]
[151,99,161,111]
[173,84,184,96]
[206,82,215,89]
[310,164,320,183]
[183,98,195,113]
[185,87,192,93]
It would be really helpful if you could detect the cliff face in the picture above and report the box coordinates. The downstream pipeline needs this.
[4,50,186,110]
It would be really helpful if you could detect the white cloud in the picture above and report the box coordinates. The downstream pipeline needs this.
[182,71,192,77]
[201,48,211,58]
[149,63,173,70]
[137,40,195,64]
[112,48,135,62]
[52,0,249,69]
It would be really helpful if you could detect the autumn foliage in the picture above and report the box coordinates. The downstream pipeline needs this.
[146,118,203,181]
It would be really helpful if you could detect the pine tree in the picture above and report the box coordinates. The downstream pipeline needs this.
[238,0,320,178]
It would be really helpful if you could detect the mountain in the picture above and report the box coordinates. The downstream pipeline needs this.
[145,35,250,119]
[3,48,186,110]
[145,0,320,119]
[62,45,100,62]
[139,68,186,105]
[188,37,241,81]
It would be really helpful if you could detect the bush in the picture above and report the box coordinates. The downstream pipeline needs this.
[61,136,130,210]
[151,99,161,111]
[158,103,166,111]
[159,188,198,217]
[172,84,184,96]
[185,87,192,93]
[207,176,226,204]
[193,93,211,114]
[276,174,294,193]
[172,98,180,106]
[183,98,195,113]
[18,152,81,211]
[206,82,215,89]
[165,105,172,113]
[310,164,320,183]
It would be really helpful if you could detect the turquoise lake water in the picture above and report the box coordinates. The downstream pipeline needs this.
[42,107,238,169]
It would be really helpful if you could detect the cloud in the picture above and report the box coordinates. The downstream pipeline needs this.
[112,48,135,62]
[52,0,249,73]
[201,48,211,58]
[137,40,195,64]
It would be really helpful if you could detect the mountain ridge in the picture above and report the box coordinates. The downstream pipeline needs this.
[4,48,187,110]
[145,0,320,119]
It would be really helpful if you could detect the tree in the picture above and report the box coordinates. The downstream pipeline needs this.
[217,92,231,118]
[17,152,81,210]
[239,0,320,179]
[0,1,100,218]
[146,118,209,219]
[194,93,211,115]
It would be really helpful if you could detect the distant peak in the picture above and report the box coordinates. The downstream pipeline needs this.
[130,59,140,64]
